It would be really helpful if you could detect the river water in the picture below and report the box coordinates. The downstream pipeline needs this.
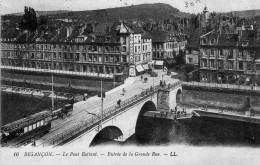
[1,92,70,125]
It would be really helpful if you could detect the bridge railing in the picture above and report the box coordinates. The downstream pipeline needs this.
[38,81,181,147]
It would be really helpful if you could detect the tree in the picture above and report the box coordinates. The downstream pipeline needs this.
[38,15,48,31]
[18,6,38,32]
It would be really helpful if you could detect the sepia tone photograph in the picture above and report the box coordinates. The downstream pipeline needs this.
[1,0,260,164]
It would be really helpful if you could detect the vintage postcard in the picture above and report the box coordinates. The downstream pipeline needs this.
[1,0,260,164]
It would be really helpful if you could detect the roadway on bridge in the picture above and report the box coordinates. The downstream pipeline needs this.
[35,70,178,146]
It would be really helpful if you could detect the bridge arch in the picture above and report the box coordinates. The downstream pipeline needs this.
[176,88,182,104]
[90,126,123,146]
[135,101,157,140]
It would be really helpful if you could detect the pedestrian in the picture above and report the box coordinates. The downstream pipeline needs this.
[182,108,186,115]
[144,77,147,83]
[117,99,121,108]
[31,139,36,147]
[122,88,126,95]
[160,80,162,86]
[70,96,75,105]
[164,80,166,86]
[141,75,143,81]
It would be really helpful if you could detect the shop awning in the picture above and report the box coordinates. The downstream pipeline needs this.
[142,64,149,70]
[155,60,164,66]
[136,65,145,72]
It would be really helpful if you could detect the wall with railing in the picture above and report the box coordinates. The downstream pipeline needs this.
[182,81,260,92]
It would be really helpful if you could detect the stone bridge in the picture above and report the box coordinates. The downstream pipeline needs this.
[38,80,182,147]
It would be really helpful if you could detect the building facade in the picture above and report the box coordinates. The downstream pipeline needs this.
[1,21,153,79]
[199,23,260,85]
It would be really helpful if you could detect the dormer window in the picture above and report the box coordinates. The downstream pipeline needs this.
[201,38,207,45]
[210,39,215,45]
[242,41,248,47]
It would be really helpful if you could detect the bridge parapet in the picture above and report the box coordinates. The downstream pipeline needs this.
[38,80,181,147]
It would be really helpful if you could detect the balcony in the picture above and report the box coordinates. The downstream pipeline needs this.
[244,70,260,75]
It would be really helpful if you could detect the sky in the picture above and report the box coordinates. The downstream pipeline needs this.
[2,0,260,15]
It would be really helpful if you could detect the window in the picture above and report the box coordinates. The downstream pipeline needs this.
[76,53,79,61]
[41,120,44,126]
[105,56,109,62]
[83,65,87,72]
[115,47,119,52]
[239,62,243,70]
[211,49,214,55]
[33,124,36,129]
[217,60,224,69]
[29,125,32,131]
[70,53,73,60]
[93,45,97,51]
[227,61,233,69]
[115,56,119,63]
[202,59,207,67]
[256,64,260,70]
[219,49,223,56]
[82,53,87,61]
[210,60,215,68]
[53,53,56,59]
[188,58,193,64]
[202,38,206,45]
[210,39,214,45]
[122,37,126,44]
[110,56,114,62]
[89,55,92,61]
[105,47,109,52]
[122,46,126,52]
[37,122,40,127]
[93,56,97,62]
[247,63,253,70]
[24,127,28,133]
[122,56,127,62]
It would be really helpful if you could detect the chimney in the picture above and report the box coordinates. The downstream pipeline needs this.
[67,26,72,37]
[91,23,95,33]
[106,25,110,33]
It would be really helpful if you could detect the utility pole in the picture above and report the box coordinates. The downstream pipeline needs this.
[52,45,54,112]
[100,78,103,128]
